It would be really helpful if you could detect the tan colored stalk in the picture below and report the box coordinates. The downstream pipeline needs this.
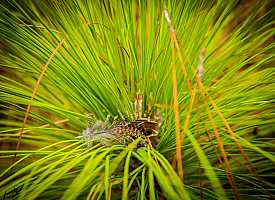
[164,7,184,180]
[171,33,184,180]
[14,38,65,159]
[197,80,256,174]
[108,183,112,200]
[205,102,240,200]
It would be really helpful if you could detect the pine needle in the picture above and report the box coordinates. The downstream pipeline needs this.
[205,102,240,200]
[198,81,256,174]
[14,38,65,158]
[165,6,183,180]
[171,33,183,180]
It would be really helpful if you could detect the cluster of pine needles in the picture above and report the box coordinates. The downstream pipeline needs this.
[0,1,274,200]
